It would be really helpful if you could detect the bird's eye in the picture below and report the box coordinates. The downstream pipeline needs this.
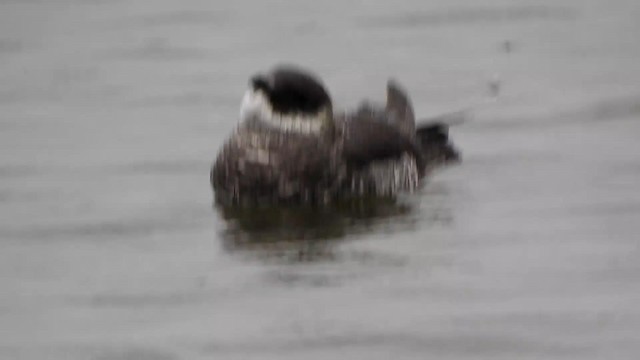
[251,76,270,92]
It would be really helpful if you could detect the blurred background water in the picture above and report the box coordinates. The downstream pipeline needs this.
[2,0,640,359]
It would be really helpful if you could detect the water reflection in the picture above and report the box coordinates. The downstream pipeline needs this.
[216,197,416,262]
[215,179,458,263]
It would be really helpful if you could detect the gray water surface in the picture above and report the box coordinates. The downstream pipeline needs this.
[2,0,640,359]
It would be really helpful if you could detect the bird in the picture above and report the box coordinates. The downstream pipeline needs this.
[211,65,458,206]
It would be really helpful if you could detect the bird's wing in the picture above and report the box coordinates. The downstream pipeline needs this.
[385,79,416,138]
[342,115,424,171]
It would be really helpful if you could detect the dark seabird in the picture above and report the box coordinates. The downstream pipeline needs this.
[211,65,458,206]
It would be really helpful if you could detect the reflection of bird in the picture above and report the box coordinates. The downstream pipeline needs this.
[218,197,415,262]
[211,65,458,205]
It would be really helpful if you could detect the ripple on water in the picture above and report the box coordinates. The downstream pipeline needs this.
[359,5,577,29]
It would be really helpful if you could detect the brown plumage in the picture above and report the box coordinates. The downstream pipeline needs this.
[211,66,458,206]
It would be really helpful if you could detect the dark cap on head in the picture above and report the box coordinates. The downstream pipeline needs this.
[250,65,331,115]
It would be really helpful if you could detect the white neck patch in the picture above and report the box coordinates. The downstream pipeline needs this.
[239,89,329,135]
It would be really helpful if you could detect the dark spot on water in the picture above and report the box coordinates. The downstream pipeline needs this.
[501,40,514,53]
[488,79,501,97]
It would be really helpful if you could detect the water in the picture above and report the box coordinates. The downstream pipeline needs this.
[2,0,640,359]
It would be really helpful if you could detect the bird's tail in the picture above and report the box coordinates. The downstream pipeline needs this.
[415,121,460,165]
